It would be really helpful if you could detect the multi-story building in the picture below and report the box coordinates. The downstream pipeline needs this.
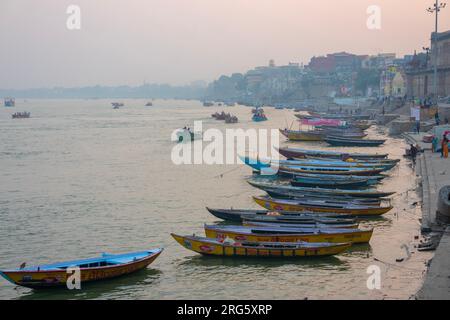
[406,30,450,98]
[308,52,363,74]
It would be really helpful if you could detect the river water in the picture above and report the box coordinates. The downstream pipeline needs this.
[0,99,431,300]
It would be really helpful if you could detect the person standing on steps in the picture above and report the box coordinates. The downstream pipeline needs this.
[443,135,449,159]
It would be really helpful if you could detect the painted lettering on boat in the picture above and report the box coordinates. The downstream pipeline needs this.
[199,245,215,253]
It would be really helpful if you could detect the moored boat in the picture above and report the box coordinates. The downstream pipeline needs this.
[247,180,395,198]
[240,156,396,172]
[241,214,356,226]
[253,196,393,216]
[242,221,359,229]
[290,177,373,188]
[325,136,386,147]
[0,249,163,289]
[279,129,325,141]
[204,225,373,244]
[279,165,385,176]
[205,207,354,222]
[255,188,384,205]
[171,234,351,258]
[277,147,388,160]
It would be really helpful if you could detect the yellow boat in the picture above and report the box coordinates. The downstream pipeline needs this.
[253,196,392,216]
[279,129,324,141]
[172,234,351,258]
[204,225,372,244]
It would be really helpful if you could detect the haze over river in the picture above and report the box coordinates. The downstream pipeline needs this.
[0,99,431,299]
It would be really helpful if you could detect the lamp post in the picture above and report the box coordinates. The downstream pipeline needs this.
[427,1,447,103]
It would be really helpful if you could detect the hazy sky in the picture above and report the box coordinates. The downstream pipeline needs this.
[1,0,449,89]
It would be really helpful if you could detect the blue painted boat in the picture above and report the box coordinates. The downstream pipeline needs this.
[285,172,386,181]
[247,180,394,198]
[239,156,396,172]
[277,147,388,160]
[0,249,163,288]
[279,165,385,176]
[252,114,268,122]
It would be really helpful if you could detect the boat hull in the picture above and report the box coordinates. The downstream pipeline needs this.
[290,179,372,188]
[204,226,373,244]
[205,208,353,222]
[172,234,351,258]
[280,129,324,141]
[248,180,394,198]
[279,165,384,176]
[253,197,392,216]
[0,250,162,289]
[277,147,388,160]
[325,137,386,147]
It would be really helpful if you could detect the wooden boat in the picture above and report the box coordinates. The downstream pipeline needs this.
[290,177,373,188]
[325,131,367,139]
[111,102,124,109]
[254,195,382,209]
[247,180,395,198]
[279,129,325,141]
[297,117,346,127]
[253,196,393,216]
[12,112,31,119]
[288,172,386,181]
[352,121,372,130]
[0,249,163,289]
[225,114,238,123]
[205,208,354,222]
[241,214,356,226]
[325,136,386,147]
[145,102,153,106]
[4,97,15,107]
[304,155,400,165]
[279,165,385,176]
[252,113,268,122]
[204,225,373,244]
[277,147,388,160]
[256,189,383,205]
[240,156,396,171]
[172,234,351,258]
[243,221,358,229]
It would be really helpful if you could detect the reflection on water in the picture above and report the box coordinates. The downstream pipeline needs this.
[0,99,432,300]
[16,268,163,300]
[179,253,347,269]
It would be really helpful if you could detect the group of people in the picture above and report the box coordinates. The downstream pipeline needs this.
[432,133,450,159]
